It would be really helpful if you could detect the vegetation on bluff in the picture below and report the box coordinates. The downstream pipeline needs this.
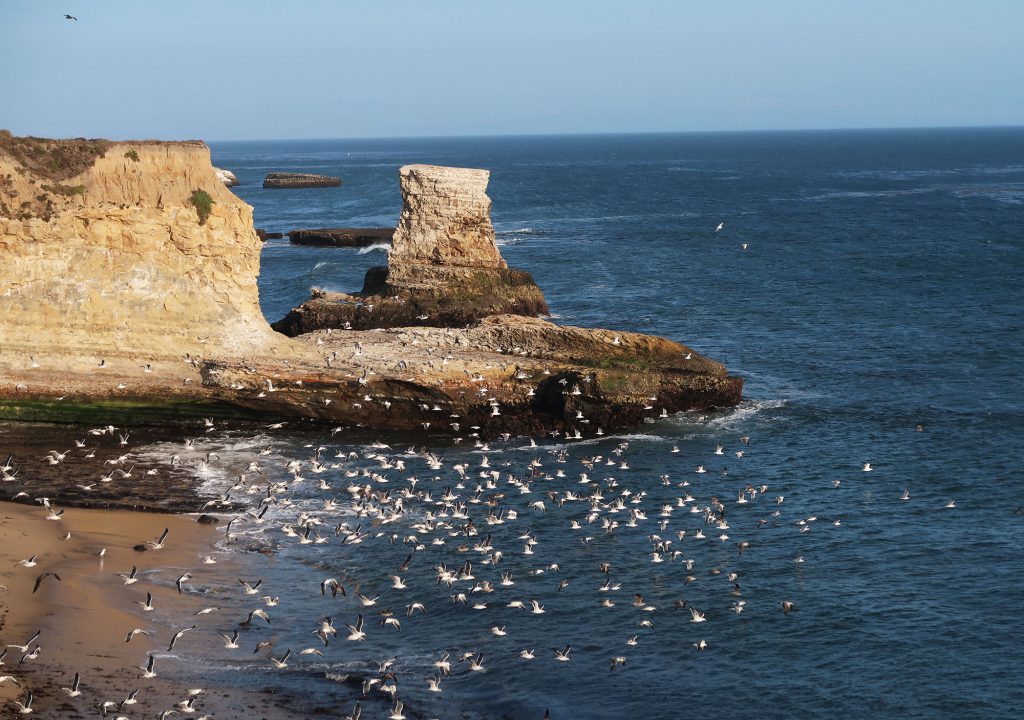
[0,130,111,182]
[190,189,214,225]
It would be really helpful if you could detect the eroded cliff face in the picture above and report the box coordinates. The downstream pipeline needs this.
[0,140,290,363]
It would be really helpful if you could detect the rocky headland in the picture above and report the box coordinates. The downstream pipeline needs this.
[263,172,341,189]
[0,135,742,435]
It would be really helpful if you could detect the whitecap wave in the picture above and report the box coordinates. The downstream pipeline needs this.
[546,432,669,449]
[356,242,390,254]
[496,227,538,235]
[671,398,788,429]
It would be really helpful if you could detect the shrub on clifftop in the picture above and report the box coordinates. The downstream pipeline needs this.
[190,189,214,225]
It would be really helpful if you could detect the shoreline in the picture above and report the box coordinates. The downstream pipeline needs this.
[0,501,295,719]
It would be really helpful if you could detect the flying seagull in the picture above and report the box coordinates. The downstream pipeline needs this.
[33,572,61,594]
[60,671,82,697]
[12,691,33,715]
[65,14,78,21]
[167,625,196,652]
[7,630,41,653]
[146,528,170,550]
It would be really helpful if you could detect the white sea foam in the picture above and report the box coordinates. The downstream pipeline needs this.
[133,433,286,498]
[670,398,788,430]
[496,227,537,235]
[546,432,669,450]
[356,242,390,254]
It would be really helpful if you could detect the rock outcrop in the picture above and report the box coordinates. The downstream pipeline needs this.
[0,135,741,434]
[255,229,284,242]
[272,165,550,334]
[288,227,393,247]
[263,172,341,189]
[390,165,505,268]
[214,167,238,186]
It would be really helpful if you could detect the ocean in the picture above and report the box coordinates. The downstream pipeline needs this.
[11,128,1024,719]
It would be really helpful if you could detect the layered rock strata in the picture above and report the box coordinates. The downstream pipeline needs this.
[0,136,741,433]
[0,138,290,363]
[263,172,341,189]
[272,164,549,334]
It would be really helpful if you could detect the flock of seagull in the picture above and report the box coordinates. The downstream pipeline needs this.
[0,412,956,719]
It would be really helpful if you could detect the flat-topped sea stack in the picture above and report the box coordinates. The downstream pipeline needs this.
[0,134,741,433]
[288,227,394,247]
[272,164,550,333]
[263,172,340,189]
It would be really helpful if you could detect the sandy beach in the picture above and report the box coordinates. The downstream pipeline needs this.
[0,501,294,719]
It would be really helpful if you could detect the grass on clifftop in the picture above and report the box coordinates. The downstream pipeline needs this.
[190,189,214,225]
[0,130,111,182]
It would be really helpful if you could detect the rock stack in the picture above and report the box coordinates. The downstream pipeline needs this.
[272,164,549,334]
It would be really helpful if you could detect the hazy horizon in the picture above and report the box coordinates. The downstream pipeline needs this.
[2,1,1022,141]
[8,125,1023,147]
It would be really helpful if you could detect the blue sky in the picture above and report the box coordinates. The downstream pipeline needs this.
[1,0,1021,140]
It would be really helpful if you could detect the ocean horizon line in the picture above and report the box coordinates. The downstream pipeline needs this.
[12,124,1020,147]
[204,123,1024,145]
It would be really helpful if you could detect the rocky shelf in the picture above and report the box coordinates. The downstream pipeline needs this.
[255,230,284,241]
[263,172,341,189]
[288,228,394,247]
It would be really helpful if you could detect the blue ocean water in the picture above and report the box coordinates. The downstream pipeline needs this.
[131,129,1023,719]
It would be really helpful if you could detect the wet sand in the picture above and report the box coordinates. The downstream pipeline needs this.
[0,421,239,513]
[0,501,296,719]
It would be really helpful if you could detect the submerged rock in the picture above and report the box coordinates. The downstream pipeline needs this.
[272,164,549,334]
[263,172,341,189]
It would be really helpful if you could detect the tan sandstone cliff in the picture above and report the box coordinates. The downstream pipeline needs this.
[0,138,289,360]
[0,136,741,432]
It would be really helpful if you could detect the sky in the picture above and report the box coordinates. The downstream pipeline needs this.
[1,0,1022,141]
